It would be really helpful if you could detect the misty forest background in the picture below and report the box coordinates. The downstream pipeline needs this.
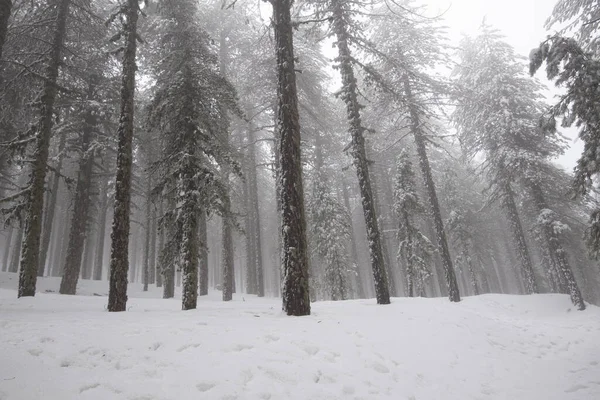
[1,0,599,315]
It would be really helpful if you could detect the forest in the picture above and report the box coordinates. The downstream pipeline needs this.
[0,0,599,318]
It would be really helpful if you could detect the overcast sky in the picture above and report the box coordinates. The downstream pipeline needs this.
[424,0,580,171]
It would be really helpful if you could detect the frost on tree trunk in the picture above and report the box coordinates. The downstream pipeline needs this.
[331,0,390,305]
[0,0,11,62]
[107,0,139,311]
[39,129,67,277]
[528,181,585,310]
[18,0,71,298]
[403,76,460,302]
[59,81,98,295]
[273,0,311,316]
[180,168,199,311]
[148,207,157,285]
[198,209,208,295]
[501,183,538,294]
[156,200,164,288]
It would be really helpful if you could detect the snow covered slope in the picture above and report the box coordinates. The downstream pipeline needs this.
[1,272,599,400]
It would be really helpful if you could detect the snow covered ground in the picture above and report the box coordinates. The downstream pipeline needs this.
[1,272,599,400]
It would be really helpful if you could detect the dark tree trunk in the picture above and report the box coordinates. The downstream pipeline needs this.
[39,129,67,277]
[331,0,390,305]
[273,0,311,315]
[0,0,12,62]
[107,0,139,311]
[502,183,538,294]
[403,76,460,302]
[92,177,109,280]
[156,200,164,288]
[528,181,585,310]
[180,169,199,310]
[198,209,208,295]
[221,202,234,301]
[59,81,97,295]
[148,206,157,284]
[18,0,71,298]
[2,226,13,272]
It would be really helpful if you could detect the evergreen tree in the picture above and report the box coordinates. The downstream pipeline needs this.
[393,149,433,297]
[271,0,311,315]
[107,0,142,311]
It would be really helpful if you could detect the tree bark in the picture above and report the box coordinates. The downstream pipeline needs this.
[248,126,265,297]
[331,0,390,304]
[2,226,13,272]
[403,76,460,302]
[180,168,199,310]
[18,0,71,298]
[107,0,139,311]
[156,200,164,288]
[59,81,97,295]
[39,129,67,276]
[244,131,257,294]
[148,205,157,284]
[273,0,311,315]
[0,0,12,62]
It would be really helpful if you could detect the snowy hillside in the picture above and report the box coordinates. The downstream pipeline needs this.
[1,272,599,400]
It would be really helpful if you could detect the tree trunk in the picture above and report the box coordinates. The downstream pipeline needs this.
[107,0,139,311]
[39,129,67,277]
[403,76,460,302]
[502,183,538,294]
[148,205,157,284]
[248,126,265,297]
[93,177,109,280]
[0,0,12,62]
[180,170,199,310]
[528,181,585,309]
[2,226,13,272]
[198,209,208,295]
[18,0,71,298]
[156,200,164,288]
[142,176,152,292]
[59,81,97,295]
[273,0,311,315]
[464,244,480,296]
[341,177,365,298]
[221,205,234,301]
[9,226,22,273]
[331,0,390,305]
[244,131,257,294]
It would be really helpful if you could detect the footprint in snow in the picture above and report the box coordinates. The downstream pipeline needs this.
[150,342,162,351]
[196,382,216,392]
[177,343,201,352]
[79,383,100,393]
[263,335,280,343]
[372,362,390,374]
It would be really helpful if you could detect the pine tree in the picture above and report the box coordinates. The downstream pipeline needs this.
[147,0,239,310]
[107,0,141,311]
[453,25,543,295]
[271,0,311,315]
[393,149,433,297]
[17,0,71,298]
[0,0,11,62]
[326,0,390,304]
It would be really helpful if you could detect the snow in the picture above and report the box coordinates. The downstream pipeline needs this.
[1,271,600,400]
